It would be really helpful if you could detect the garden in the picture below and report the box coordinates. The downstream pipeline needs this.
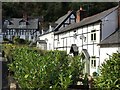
[2,37,120,89]
[3,44,87,89]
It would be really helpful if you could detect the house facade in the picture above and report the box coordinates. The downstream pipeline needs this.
[99,30,120,65]
[54,6,118,75]
[3,17,41,41]
[37,11,76,50]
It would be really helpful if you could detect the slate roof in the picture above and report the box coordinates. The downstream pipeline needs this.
[37,40,47,44]
[4,18,39,30]
[54,10,75,31]
[55,6,118,34]
[99,30,120,46]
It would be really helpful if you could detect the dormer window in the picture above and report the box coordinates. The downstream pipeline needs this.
[19,19,29,28]
[91,30,96,41]
[4,20,13,25]
[19,19,29,25]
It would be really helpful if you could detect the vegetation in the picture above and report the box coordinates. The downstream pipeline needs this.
[3,44,84,89]
[2,2,118,22]
[94,52,120,89]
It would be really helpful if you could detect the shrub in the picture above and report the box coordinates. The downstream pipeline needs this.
[6,46,84,89]
[94,52,120,89]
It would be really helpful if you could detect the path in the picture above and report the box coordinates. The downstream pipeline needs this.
[0,52,9,90]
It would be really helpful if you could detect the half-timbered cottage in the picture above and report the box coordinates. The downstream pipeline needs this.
[3,17,41,41]
[54,6,118,75]
[37,10,76,50]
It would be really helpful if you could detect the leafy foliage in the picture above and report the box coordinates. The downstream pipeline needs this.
[94,52,120,89]
[3,45,84,89]
[2,2,117,22]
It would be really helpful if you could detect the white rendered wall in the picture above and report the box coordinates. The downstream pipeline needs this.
[38,32,54,50]
[100,47,119,65]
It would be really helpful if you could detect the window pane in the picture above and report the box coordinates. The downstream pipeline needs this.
[94,60,96,67]
[94,33,96,40]
[91,34,93,40]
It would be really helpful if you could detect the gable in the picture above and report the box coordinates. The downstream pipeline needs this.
[55,6,118,35]
[54,11,76,31]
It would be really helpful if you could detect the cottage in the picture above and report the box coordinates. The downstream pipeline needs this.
[54,6,119,75]
[3,16,41,41]
[37,10,76,50]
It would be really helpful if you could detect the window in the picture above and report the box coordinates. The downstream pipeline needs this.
[31,36,33,39]
[91,30,96,41]
[19,21,26,28]
[57,35,59,41]
[91,56,96,68]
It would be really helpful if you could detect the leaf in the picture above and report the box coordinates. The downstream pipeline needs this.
[24,74,29,79]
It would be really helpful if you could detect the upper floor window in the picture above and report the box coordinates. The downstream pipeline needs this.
[19,19,29,28]
[57,35,59,41]
[4,20,13,25]
[91,30,96,41]
[91,56,96,68]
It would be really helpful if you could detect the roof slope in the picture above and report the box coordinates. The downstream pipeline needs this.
[54,10,75,31]
[99,30,120,45]
[55,6,118,34]
[4,18,39,29]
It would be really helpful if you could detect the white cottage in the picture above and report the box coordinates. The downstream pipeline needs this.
[37,11,76,50]
[54,6,119,75]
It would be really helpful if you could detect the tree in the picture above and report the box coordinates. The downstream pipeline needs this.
[2,2,118,22]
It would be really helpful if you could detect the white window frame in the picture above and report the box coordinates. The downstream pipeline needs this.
[91,30,96,42]
[91,56,96,68]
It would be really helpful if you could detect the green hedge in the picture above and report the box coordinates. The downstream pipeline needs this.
[3,44,84,89]
[94,52,120,89]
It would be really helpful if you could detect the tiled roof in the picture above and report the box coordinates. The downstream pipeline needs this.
[55,6,118,34]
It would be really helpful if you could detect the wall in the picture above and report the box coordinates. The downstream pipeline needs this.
[38,32,54,50]
[100,47,119,65]
[54,22,101,75]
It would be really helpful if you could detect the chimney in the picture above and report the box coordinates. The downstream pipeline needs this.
[76,6,87,23]
[68,10,71,13]
[23,12,28,20]
[49,24,52,32]
[41,28,44,34]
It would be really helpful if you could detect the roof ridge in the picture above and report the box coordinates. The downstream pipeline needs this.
[82,6,118,22]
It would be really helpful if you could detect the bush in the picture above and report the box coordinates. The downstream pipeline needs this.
[94,52,120,89]
[6,45,84,89]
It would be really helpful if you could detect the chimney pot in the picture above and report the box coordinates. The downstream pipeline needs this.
[68,10,71,13]
[80,7,83,11]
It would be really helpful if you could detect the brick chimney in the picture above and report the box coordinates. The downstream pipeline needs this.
[76,6,87,23]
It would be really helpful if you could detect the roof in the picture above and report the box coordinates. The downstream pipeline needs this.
[37,40,47,44]
[55,6,118,34]
[70,44,78,53]
[81,49,90,60]
[3,18,39,30]
[99,30,120,46]
[54,10,75,31]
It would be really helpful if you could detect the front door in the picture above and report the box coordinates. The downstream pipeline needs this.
[81,49,90,75]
